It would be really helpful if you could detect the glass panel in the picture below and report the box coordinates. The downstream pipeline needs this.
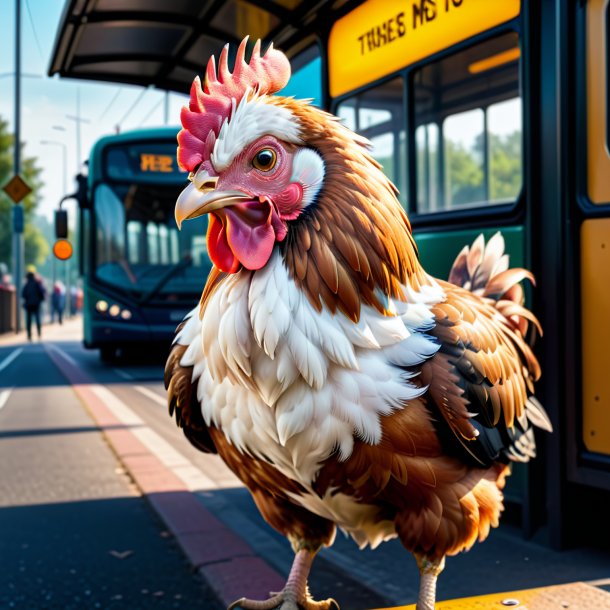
[416,123,440,211]
[282,46,322,107]
[94,182,210,294]
[413,32,521,213]
[337,102,356,131]
[444,108,485,208]
[336,77,406,205]
[488,98,522,203]
[127,221,142,264]
[147,224,160,265]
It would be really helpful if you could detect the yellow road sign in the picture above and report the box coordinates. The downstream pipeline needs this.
[2,175,32,204]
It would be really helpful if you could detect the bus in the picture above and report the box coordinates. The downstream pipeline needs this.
[65,128,210,361]
[50,0,610,600]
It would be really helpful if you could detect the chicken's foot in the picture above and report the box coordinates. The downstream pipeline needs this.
[414,553,445,610]
[227,549,339,610]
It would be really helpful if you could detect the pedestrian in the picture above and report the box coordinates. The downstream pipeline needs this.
[51,280,66,324]
[21,265,46,341]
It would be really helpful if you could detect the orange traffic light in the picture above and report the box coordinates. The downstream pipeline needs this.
[53,239,73,260]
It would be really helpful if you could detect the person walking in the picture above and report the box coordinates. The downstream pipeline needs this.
[51,281,66,324]
[22,266,46,341]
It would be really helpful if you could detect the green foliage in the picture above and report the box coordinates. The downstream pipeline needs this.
[416,128,522,210]
[489,131,522,200]
[445,138,485,206]
[0,116,49,270]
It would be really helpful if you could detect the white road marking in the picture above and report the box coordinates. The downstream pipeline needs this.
[134,385,166,407]
[113,368,133,381]
[46,344,78,366]
[89,385,220,491]
[0,389,12,410]
[0,348,23,373]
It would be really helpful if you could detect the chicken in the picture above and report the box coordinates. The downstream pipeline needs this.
[165,38,552,610]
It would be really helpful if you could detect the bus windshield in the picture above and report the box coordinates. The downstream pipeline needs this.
[94,180,210,296]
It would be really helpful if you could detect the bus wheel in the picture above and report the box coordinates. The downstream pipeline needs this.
[100,346,116,363]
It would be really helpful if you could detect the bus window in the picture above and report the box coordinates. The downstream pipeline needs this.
[488,98,522,202]
[337,77,406,205]
[416,123,439,211]
[444,108,485,208]
[93,181,208,293]
[413,32,521,213]
[147,224,160,265]
[159,224,169,264]
[127,221,142,264]
[282,45,322,107]
[95,184,126,270]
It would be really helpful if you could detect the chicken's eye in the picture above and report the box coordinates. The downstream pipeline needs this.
[252,148,277,172]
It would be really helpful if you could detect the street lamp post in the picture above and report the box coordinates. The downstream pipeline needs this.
[66,87,90,172]
[13,0,23,333]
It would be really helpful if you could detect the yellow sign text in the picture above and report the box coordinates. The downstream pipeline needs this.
[329,0,521,97]
[140,154,174,173]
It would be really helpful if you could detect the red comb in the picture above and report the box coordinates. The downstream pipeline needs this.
[177,37,291,172]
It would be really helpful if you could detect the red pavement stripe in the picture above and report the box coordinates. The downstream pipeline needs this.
[45,344,285,604]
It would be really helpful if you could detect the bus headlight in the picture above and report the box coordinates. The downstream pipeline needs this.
[120,309,132,320]
[96,300,109,313]
[109,304,121,317]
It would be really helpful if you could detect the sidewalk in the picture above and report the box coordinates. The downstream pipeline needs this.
[0,315,82,346]
[46,336,287,608]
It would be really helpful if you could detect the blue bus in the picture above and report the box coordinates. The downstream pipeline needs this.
[73,127,210,361]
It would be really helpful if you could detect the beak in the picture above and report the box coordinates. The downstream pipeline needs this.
[175,181,250,229]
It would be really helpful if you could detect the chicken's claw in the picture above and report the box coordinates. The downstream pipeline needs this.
[227,593,339,610]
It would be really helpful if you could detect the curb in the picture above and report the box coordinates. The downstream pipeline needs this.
[45,344,285,607]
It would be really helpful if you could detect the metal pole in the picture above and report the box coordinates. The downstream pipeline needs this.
[164,91,169,125]
[66,90,89,172]
[13,0,22,333]
[76,87,81,171]
[62,143,67,193]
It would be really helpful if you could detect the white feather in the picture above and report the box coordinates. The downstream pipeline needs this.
[212,97,302,172]
[184,248,445,548]
[290,148,325,207]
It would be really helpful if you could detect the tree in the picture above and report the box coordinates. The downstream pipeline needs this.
[445,138,484,206]
[0,116,49,271]
[489,131,522,201]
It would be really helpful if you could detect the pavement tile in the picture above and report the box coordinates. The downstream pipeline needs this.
[199,556,285,606]
[148,491,227,536]
[104,428,149,457]
[177,529,253,567]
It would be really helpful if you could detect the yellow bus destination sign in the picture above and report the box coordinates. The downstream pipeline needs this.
[328,0,521,98]
[140,154,174,173]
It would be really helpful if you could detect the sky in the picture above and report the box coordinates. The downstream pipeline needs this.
[0,0,188,220]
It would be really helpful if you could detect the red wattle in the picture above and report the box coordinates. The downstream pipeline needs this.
[225,204,276,270]
[207,213,240,273]
[205,199,288,273]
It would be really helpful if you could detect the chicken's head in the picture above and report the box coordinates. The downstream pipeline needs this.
[175,38,325,273]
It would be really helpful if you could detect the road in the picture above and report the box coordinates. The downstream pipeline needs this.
[1,319,609,609]
[0,323,221,610]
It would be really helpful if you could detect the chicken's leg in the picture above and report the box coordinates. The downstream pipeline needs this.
[228,547,338,610]
[414,553,445,610]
